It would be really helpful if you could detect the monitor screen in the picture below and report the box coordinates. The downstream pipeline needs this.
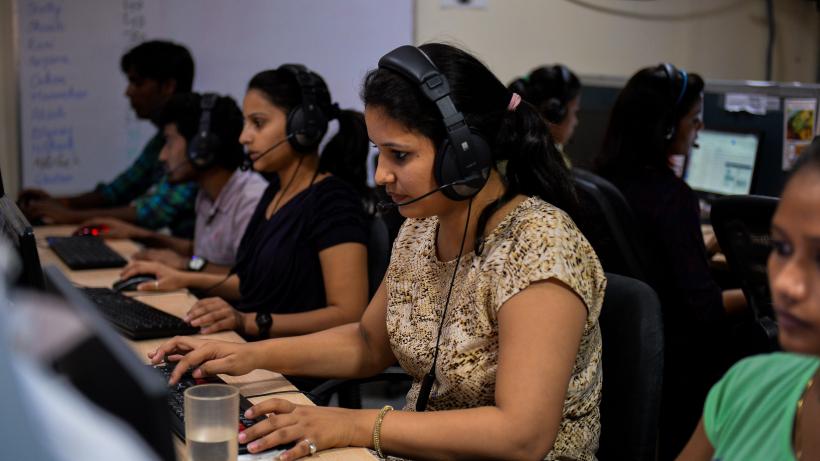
[37,266,175,460]
[0,196,44,289]
[684,129,760,196]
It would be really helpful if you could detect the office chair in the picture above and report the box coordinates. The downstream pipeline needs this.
[710,195,780,352]
[319,212,394,408]
[367,214,391,298]
[572,168,655,286]
[597,273,665,461]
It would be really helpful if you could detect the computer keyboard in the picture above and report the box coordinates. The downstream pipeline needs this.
[81,287,198,340]
[47,236,128,270]
[150,362,293,455]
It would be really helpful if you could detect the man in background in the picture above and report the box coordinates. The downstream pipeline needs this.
[19,40,199,238]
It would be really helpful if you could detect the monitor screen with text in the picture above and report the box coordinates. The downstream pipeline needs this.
[684,129,759,196]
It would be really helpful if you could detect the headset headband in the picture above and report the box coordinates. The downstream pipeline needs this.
[379,46,480,179]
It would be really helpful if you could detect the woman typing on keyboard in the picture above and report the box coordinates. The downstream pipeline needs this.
[149,44,605,461]
[120,65,372,340]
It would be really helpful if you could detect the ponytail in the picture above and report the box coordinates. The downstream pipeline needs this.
[318,108,370,200]
[473,99,580,252]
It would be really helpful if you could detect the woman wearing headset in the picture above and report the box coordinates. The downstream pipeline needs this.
[121,65,371,340]
[509,64,581,166]
[593,64,744,460]
[148,43,605,460]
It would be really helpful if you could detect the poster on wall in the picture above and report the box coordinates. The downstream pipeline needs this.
[782,98,818,170]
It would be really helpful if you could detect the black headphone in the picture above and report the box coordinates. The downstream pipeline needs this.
[187,93,221,169]
[659,63,689,140]
[277,64,331,153]
[378,45,492,201]
[542,64,572,124]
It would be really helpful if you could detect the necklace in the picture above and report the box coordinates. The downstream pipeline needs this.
[795,375,816,460]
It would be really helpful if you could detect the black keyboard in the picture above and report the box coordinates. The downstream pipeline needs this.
[150,362,293,455]
[81,287,198,340]
[47,236,128,270]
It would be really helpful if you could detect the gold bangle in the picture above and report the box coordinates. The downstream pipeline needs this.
[372,404,394,459]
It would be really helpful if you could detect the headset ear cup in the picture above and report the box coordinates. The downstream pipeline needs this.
[188,132,220,170]
[543,98,566,124]
[434,133,492,201]
[287,105,328,153]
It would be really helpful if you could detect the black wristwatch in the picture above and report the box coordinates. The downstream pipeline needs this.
[255,312,273,339]
[188,255,208,272]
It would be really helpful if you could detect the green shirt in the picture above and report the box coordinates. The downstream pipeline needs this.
[704,352,819,461]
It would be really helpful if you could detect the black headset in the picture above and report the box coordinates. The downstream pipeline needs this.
[659,62,689,140]
[187,93,222,169]
[378,45,492,201]
[542,64,572,124]
[277,64,330,153]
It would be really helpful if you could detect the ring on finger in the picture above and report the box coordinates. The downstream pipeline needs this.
[302,438,317,456]
[154,280,160,289]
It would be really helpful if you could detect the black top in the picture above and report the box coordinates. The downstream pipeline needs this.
[233,175,368,314]
[610,167,724,340]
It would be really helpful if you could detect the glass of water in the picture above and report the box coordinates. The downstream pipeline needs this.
[184,384,239,461]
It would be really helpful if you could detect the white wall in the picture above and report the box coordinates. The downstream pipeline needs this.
[1,0,818,198]
[416,0,818,84]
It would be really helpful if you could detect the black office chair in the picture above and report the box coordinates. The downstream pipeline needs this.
[572,168,655,287]
[597,273,665,461]
[710,195,780,352]
[367,214,391,298]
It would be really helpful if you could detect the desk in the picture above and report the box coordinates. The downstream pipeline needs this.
[35,226,374,460]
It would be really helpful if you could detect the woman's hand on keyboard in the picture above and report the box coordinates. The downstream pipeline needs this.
[185,297,248,334]
[120,261,188,291]
[239,398,366,458]
[147,337,261,385]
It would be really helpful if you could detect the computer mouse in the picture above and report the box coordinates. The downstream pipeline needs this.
[73,224,110,237]
[112,274,157,292]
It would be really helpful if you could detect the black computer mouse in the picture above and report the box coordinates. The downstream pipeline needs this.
[112,274,157,292]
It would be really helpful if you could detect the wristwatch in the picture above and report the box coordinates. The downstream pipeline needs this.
[187,255,208,272]
[255,312,273,339]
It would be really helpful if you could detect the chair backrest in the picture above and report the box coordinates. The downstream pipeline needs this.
[710,195,780,348]
[367,214,391,298]
[572,168,654,286]
[597,273,664,461]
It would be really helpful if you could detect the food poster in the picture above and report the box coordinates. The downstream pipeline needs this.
[782,98,818,170]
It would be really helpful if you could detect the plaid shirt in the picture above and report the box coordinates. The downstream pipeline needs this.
[96,131,197,237]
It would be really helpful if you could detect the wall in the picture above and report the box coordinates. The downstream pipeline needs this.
[416,0,818,84]
[1,0,818,198]
[1,0,19,197]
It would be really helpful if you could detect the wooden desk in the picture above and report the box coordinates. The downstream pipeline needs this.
[35,225,374,460]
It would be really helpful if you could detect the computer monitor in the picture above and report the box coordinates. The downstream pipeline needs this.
[0,195,44,289]
[684,129,761,197]
[37,265,175,460]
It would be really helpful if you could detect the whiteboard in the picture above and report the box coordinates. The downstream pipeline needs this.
[17,0,413,194]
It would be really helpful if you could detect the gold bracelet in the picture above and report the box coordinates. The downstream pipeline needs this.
[372,404,394,459]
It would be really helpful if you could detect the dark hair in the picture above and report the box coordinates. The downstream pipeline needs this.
[120,40,195,93]
[247,69,370,198]
[594,64,704,179]
[508,64,581,122]
[157,93,244,170]
[362,43,579,245]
